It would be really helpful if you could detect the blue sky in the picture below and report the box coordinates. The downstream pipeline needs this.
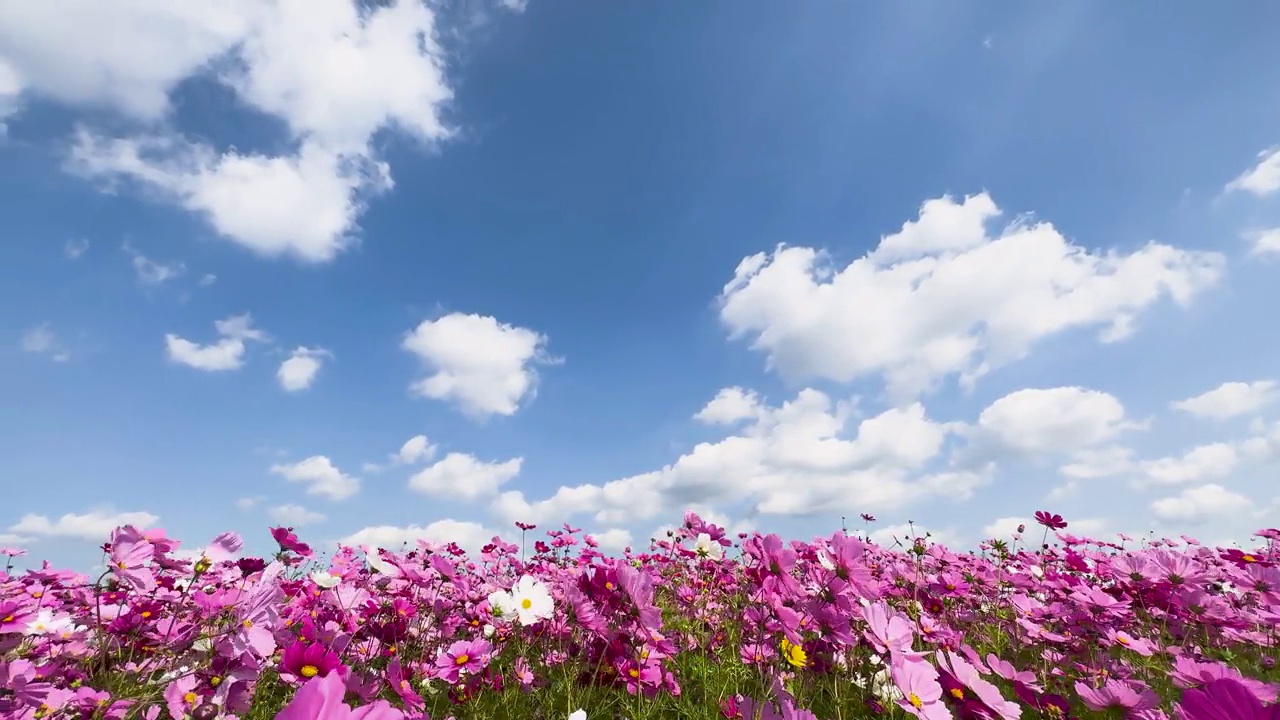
[4,1,1280,572]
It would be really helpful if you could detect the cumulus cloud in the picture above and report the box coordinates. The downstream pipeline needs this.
[717,193,1225,399]
[268,504,326,526]
[2,0,455,262]
[1151,484,1251,525]
[1246,228,1280,257]
[363,434,437,473]
[1225,147,1280,197]
[589,528,633,554]
[492,386,982,527]
[408,452,523,502]
[339,519,502,557]
[1138,443,1240,487]
[278,346,330,392]
[1170,380,1278,421]
[165,312,266,371]
[402,313,556,419]
[270,455,360,500]
[693,387,763,425]
[8,508,158,541]
[962,387,1142,462]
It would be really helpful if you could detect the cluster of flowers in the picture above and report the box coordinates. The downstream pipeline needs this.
[0,510,1278,720]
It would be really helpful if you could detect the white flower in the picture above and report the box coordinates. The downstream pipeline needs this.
[569,711,587,720]
[483,623,496,638]
[487,588,518,621]
[692,533,723,560]
[310,571,342,589]
[367,549,400,577]
[23,609,72,637]
[510,575,554,626]
[1029,565,1045,578]
[193,637,214,652]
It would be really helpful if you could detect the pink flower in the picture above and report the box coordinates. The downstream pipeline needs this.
[1176,678,1280,720]
[891,658,953,720]
[1076,679,1160,713]
[275,672,403,720]
[434,639,492,684]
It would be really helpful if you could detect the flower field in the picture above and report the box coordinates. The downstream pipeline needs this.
[1,512,1278,720]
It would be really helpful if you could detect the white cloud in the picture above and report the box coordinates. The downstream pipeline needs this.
[982,517,1027,540]
[125,244,184,285]
[63,238,89,259]
[693,387,762,425]
[1150,484,1251,525]
[397,435,436,464]
[402,313,555,418]
[13,0,455,263]
[1246,228,1280,257]
[199,273,217,286]
[408,452,523,502]
[278,346,329,392]
[9,508,159,541]
[270,455,360,500]
[718,193,1225,399]
[1138,443,1240,487]
[268,504,326,526]
[492,386,979,527]
[1170,380,1278,421]
[1059,445,1135,479]
[339,519,500,557]
[363,434,437,473]
[1225,147,1280,197]
[20,323,69,361]
[590,528,633,554]
[165,312,266,371]
[969,387,1140,456]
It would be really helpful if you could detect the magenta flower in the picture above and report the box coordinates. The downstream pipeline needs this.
[1034,511,1068,531]
[1076,679,1160,713]
[108,526,155,592]
[270,527,313,557]
[434,638,492,684]
[280,642,342,684]
[0,601,35,634]
[1177,678,1280,720]
[275,672,403,720]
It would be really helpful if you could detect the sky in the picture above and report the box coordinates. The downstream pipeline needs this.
[4,1,1280,573]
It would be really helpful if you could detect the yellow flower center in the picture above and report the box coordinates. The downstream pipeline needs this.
[300,665,319,678]
[908,693,923,709]
[628,668,640,678]
[521,598,533,609]
[183,692,197,705]
[455,654,470,665]
[31,592,42,599]
[1242,554,1257,563]
[141,611,151,618]
[950,688,965,700]
[242,619,253,628]
[605,582,614,590]
[388,645,397,654]
[2,614,13,623]
[117,562,128,569]
[1117,635,1130,645]
[210,676,222,687]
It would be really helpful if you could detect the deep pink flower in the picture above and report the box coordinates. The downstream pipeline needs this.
[280,642,342,684]
[1034,511,1068,531]
[270,527,313,557]
[1177,678,1280,720]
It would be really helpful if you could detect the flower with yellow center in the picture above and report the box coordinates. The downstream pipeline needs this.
[184,692,198,705]
[300,665,319,678]
[908,693,923,709]
[455,654,470,666]
[1242,554,1258,563]
[779,638,807,668]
